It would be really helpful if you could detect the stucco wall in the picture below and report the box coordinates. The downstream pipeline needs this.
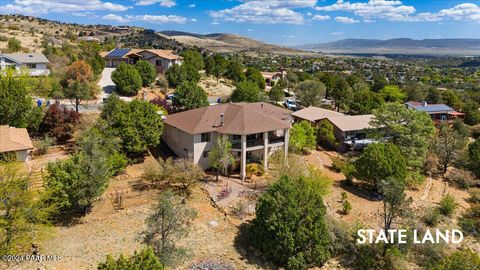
[193,132,219,169]
[163,124,195,161]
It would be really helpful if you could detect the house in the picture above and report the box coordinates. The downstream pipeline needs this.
[261,71,285,86]
[103,48,182,73]
[292,106,344,126]
[0,53,50,76]
[163,102,292,180]
[325,115,376,152]
[405,101,464,124]
[0,126,34,161]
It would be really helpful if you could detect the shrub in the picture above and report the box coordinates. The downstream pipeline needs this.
[431,249,480,270]
[331,157,346,173]
[438,194,456,217]
[289,121,316,154]
[424,207,440,226]
[134,60,157,87]
[98,247,164,270]
[111,62,142,96]
[459,204,480,239]
[39,103,80,143]
[341,192,352,215]
[33,135,54,156]
[245,163,264,179]
[230,80,260,103]
[250,176,331,269]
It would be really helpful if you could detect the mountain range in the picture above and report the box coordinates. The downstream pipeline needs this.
[297,38,480,56]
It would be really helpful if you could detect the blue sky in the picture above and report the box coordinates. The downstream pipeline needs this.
[1,1,480,45]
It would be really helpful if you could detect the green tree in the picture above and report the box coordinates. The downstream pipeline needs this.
[226,59,245,83]
[0,164,53,253]
[98,247,164,270]
[7,37,21,52]
[134,60,157,87]
[245,67,265,90]
[468,139,480,178]
[212,55,227,83]
[142,191,197,266]
[464,102,480,125]
[170,159,204,197]
[379,85,406,103]
[433,124,467,174]
[173,81,209,111]
[204,56,215,75]
[269,83,285,103]
[180,49,204,70]
[355,143,407,191]
[231,80,260,102]
[78,41,105,77]
[101,96,164,160]
[111,62,142,96]
[370,103,435,185]
[251,176,331,269]
[208,136,235,181]
[0,71,35,128]
[316,119,337,149]
[165,63,200,88]
[379,177,411,232]
[349,89,384,115]
[296,80,326,107]
[65,80,95,113]
[331,78,353,111]
[290,121,316,154]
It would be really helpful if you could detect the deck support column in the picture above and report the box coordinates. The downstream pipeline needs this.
[284,129,290,164]
[263,132,269,172]
[240,134,246,183]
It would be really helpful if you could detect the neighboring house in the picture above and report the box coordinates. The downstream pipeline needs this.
[261,71,285,86]
[0,53,50,76]
[0,125,34,161]
[405,101,464,124]
[163,102,292,180]
[325,115,376,152]
[103,48,183,73]
[292,106,344,126]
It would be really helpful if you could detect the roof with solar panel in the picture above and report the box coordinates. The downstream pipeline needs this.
[106,48,131,58]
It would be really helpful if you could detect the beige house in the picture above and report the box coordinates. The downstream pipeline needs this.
[103,48,182,73]
[325,114,375,152]
[0,126,34,161]
[163,103,292,180]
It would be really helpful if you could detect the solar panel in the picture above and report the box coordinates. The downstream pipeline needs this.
[107,48,130,58]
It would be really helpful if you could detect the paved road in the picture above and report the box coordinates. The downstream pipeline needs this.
[97,67,132,102]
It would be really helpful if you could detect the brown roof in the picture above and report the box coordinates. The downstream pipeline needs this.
[138,49,182,60]
[164,103,292,135]
[327,115,374,132]
[0,126,34,153]
[292,106,344,122]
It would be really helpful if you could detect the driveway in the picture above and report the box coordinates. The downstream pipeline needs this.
[97,67,132,102]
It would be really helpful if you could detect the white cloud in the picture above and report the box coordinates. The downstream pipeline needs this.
[135,14,187,24]
[135,0,177,8]
[0,0,129,15]
[102,13,129,23]
[331,31,344,35]
[189,4,196,8]
[335,16,359,23]
[313,14,330,21]
[210,0,318,25]
[316,0,415,22]
[191,18,198,22]
[438,3,480,21]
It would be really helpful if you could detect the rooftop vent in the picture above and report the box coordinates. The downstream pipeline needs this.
[220,113,224,126]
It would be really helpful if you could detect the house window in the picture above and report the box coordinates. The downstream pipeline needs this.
[203,151,209,158]
[156,60,162,66]
[201,133,210,142]
[27,63,36,69]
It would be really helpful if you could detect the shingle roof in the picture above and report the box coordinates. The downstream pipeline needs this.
[292,106,344,122]
[139,49,182,60]
[164,103,292,135]
[327,115,374,132]
[1,53,49,63]
[0,126,34,153]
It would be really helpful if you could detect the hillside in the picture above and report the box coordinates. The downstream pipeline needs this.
[161,31,318,56]
[298,38,480,56]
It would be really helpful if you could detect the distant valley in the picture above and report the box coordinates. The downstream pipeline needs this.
[297,38,480,56]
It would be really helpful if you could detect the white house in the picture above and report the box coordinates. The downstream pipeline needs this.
[163,102,292,180]
[0,53,50,76]
[103,48,182,74]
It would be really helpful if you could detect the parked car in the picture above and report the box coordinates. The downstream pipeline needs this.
[284,99,298,111]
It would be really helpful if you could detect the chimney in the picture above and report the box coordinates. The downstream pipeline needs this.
[220,113,224,126]
[422,101,427,107]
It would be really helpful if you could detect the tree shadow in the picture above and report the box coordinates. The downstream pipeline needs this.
[233,222,279,270]
[337,180,382,201]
